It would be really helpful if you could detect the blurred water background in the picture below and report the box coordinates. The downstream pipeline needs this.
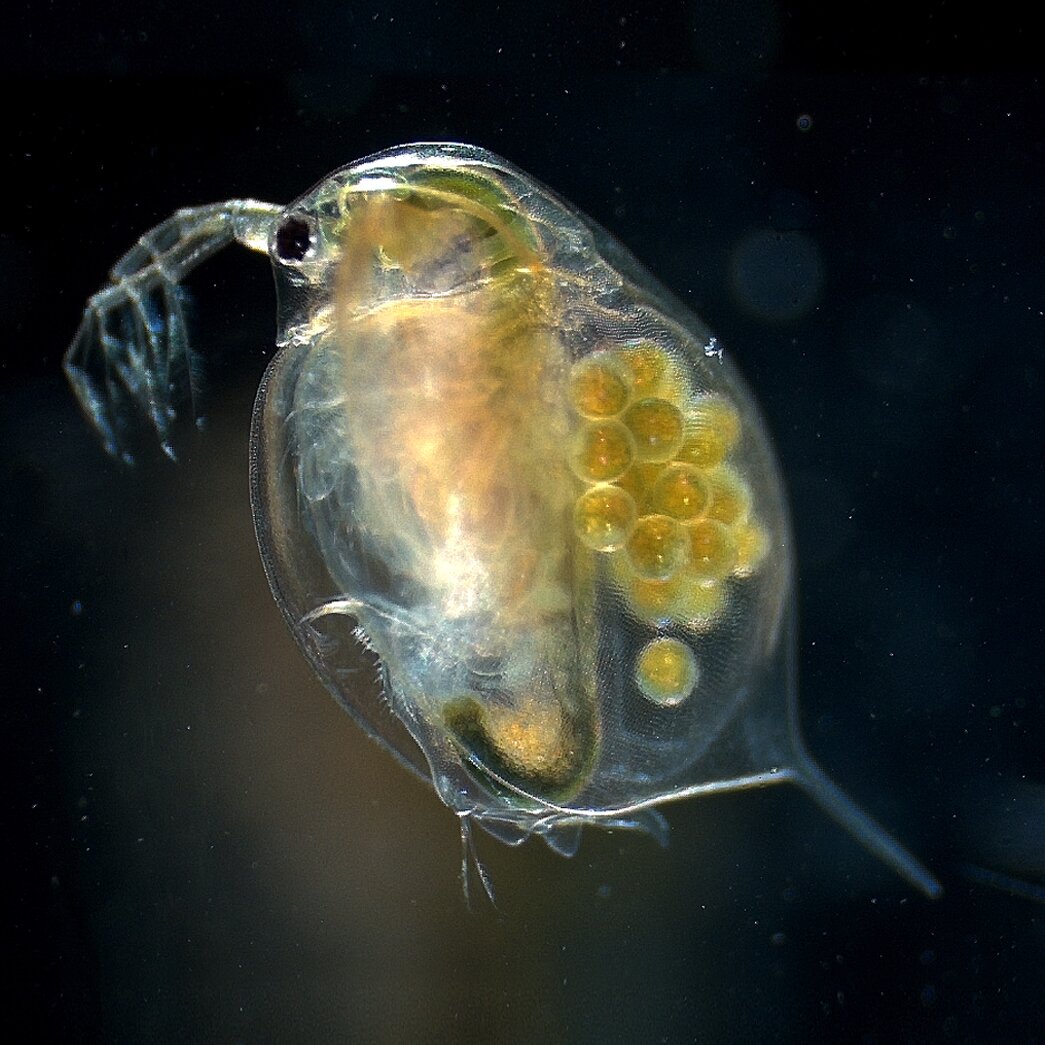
[5,2,1043,1041]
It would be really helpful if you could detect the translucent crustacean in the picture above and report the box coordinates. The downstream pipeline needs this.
[65,142,941,900]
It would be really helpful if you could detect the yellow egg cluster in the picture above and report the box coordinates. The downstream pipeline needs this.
[568,342,768,636]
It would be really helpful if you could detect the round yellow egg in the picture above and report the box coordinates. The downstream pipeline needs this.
[626,513,690,580]
[687,519,738,581]
[635,637,699,707]
[623,398,684,463]
[570,356,630,418]
[570,420,635,483]
[620,342,670,397]
[647,463,710,521]
[574,485,638,552]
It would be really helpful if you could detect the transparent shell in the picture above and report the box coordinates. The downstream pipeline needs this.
[65,142,940,897]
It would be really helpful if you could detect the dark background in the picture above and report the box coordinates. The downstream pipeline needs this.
[4,1,1043,1042]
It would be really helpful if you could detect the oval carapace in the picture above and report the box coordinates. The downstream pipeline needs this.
[64,143,940,897]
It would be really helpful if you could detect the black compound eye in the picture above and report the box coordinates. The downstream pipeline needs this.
[275,214,313,262]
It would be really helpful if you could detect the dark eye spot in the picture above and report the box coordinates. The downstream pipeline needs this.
[276,214,312,262]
